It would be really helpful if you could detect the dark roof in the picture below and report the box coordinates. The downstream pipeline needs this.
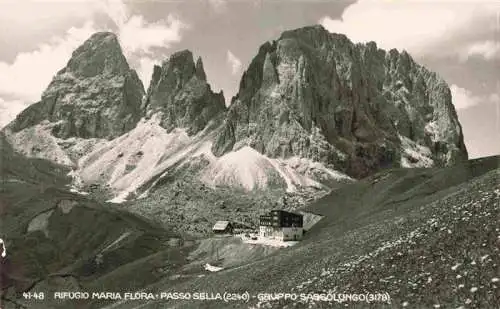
[270,209,303,217]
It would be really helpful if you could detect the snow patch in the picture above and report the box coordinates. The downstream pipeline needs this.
[69,188,89,196]
[268,85,282,99]
[239,235,299,248]
[67,169,90,195]
[425,121,439,142]
[107,195,129,204]
[101,232,131,253]
[399,135,434,168]
[27,210,54,237]
[204,263,224,272]
[58,200,77,214]
[0,238,6,258]
[451,263,461,271]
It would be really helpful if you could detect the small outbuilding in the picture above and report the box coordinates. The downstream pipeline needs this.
[212,221,234,235]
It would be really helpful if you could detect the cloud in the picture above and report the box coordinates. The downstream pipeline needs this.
[0,21,98,102]
[450,84,499,110]
[226,50,242,75]
[459,40,500,62]
[0,98,29,129]
[207,0,260,13]
[135,57,159,90]
[118,15,186,56]
[320,0,498,56]
[0,0,188,108]
[100,0,188,56]
[0,0,99,28]
[208,0,228,13]
[489,93,500,104]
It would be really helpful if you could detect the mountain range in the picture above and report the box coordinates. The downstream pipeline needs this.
[1,24,496,309]
[2,25,467,205]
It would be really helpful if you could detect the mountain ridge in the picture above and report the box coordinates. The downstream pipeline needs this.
[1,25,468,202]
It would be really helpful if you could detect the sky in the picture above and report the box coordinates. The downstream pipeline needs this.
[0,0,498,159]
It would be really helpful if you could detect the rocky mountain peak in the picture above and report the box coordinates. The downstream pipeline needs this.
[146,50,203,97]
[279,24,332,41]
[60,31,130,78]
[161,50,195,75]
[278,24,350,50]
[143,50,226,134]
[212,25,468,179]
[3,31,145,145]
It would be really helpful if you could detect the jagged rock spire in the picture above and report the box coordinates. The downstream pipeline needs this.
[195,57,207,81]
[143,50,226,134]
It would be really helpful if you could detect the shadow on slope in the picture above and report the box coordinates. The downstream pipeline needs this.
[0,135,194,309]
[0,133,70,187]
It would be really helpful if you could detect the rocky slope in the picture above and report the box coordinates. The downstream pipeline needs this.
[212,25,468,179]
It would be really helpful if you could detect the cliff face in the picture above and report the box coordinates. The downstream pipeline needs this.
[6,32,145,140]
[212,25,468,178]
[142,50,226,135]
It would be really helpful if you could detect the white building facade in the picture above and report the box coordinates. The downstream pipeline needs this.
[259,226,303,241]
[259,210,304,241]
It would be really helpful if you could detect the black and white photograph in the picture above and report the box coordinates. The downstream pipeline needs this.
[0,0,499,308]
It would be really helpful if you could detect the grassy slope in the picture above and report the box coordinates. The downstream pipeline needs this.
[0,136,192,309]
[104,156,499,309]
